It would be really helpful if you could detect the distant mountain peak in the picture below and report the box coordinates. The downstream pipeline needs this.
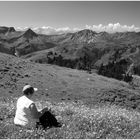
[0,26,16,34]
[23,28,38,39]
[70,29,98,43]
[98,31,110,38]
[76,29,97,35]
[8,27,16,32]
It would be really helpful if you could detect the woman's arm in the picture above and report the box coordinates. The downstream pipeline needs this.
[29,103,42,119]
[29,103,49,119]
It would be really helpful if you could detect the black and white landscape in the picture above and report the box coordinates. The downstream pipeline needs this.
[1,1,140,139]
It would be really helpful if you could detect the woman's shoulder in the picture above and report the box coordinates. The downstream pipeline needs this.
[17,95,24,101]
[17,95,34,104]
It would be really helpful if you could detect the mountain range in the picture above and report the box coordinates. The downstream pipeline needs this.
[1,26,140,80]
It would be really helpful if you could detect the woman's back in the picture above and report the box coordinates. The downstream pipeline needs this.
[14,95,38,128]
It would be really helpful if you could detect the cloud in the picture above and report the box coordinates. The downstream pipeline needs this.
[16,27,29,31]
[33,26,57,35]
[86,23,140,33]
[16,26,81,35]
[16,23,140,35]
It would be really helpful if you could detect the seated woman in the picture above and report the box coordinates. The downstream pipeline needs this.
[14,85,61,129]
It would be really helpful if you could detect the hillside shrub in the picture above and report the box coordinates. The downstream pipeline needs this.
[98,59,133,82]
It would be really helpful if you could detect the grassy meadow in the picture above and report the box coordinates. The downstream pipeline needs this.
[1,97,140,139]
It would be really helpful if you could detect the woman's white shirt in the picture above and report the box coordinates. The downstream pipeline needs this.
[14,95,39,128]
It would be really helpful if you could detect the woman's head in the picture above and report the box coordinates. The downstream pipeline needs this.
[22,85,38,96]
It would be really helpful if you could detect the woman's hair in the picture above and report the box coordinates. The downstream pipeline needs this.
[23,87,34,95]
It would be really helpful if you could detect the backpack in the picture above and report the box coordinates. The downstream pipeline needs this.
[37,111,61,129]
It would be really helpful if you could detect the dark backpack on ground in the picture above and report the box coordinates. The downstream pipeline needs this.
[37,111,61,129]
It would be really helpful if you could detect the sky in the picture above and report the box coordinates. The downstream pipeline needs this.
[0,1,140,33]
